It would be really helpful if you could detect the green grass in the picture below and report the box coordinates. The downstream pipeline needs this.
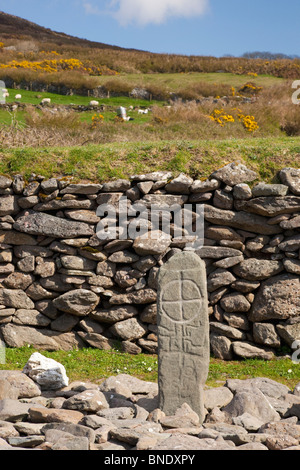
[96,72,284,92]
[0,137,299,182]
[1,346,299,390]
[5,88,162,108]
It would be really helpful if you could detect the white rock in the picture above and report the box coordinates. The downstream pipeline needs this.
[23,352,69,390]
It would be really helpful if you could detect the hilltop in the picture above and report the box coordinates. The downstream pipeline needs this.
[0,10,135,51]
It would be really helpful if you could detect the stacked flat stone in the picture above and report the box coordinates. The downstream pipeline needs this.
[0,163,299,360]
[1,362,300,450]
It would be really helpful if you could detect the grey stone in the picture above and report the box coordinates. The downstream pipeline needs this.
[210,333,233,360]
[233,183,252,200]
[51,314,79,332]
[157,252,209,423]
[13,309,51,327]
[35,258,56,278]
[0,399,33,422]
[283,259,300,274]
[12,175,24,194]
[18,196,39,209]
[235,196,300,217]
[40,178,58,194]
[233,259,283,281]
[23,352,69,390]
[13,211,94,238]
[253,323,281,348]
[249,274,300,322]
[277,322,300,347]
[252,183,289,197]
[211,162,258,186]
[63,389,109,412]
[53,289,100,316]
[42,422,95,444]
[142,194,188,208]
[130,171,173,182]
[220,293,251,313]
[109,288,157,305]
[0,195,19,216]
[279,167,300,195]
[34,199,94,211]
[0,289,34,309]
[60,255,96,271]
[101,179,131,192]
[152,434,233,450]
[191,179,220,193]
[204,387,234,411]
[14,245,53,258]
[133,231,171,256]
[280,215,300,229]
[91,305,138,324]
[109,318,148,341]
[0,230,37,246]
[207,269,236,292]
[65,210,100,224]
[222,387,280,424]
[226,377,290,400]
[60,183,102,195]
[213,189,234,210]
[211,317,247,338]
[165,173,193,194]
[108,250,139,264]
[278,234,300,252]
[0,324,83,351]
[197,246,242,259]
[78,331,115,350]
[232,342,274,360]
[0,176,12,189]
[136,181,153,195]
[204,205,281,235]
[0,370,41,398]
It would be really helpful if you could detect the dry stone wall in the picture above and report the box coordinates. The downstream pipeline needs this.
[0,162,299,360]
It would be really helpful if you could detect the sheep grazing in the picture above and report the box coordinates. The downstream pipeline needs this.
[41,98,51,105]
[89,100,99,107]
[138,108,149,114]
[2,92,9,98]
[15,94,22,100]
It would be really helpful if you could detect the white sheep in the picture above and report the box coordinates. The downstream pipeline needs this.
[41,98,51,105]
[138,108,149,114]
[89,100,99,107]
[15,94,22,100]
[2,92,9,98]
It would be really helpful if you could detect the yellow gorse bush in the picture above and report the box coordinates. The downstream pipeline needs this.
[91,113,104,128]
[209,109,235,127]
[239,82,263,95]
[210,108,259,132]
[238,113,259,132]
[0,58,117,76]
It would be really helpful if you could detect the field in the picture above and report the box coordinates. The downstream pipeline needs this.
[1,18,300,383]
[1,345,300,390]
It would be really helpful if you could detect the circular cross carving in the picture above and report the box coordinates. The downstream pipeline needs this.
[160,276,203,324]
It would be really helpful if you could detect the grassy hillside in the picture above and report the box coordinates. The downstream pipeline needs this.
[0,137,299,183]
[0,11,299,182]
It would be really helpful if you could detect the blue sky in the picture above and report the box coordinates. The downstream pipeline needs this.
[0,0,299,57]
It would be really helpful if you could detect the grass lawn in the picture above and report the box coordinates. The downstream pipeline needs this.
[96,72,285,92]
[4,88,162,108]
[1,345,299,390]
[0,136,299,182]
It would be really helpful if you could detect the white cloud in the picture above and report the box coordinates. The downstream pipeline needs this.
[83,0,209,26]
